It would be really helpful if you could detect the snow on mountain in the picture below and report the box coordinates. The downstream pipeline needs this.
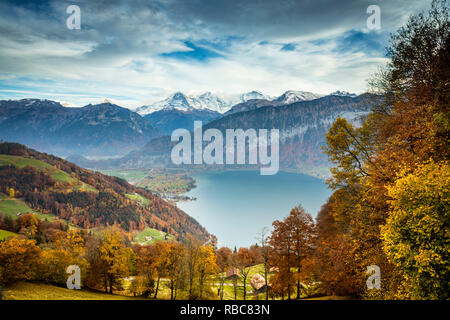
[136,90,324,115]
[191,92,229,113]
[136,92,193,115]
[329,90,357,98]
[239,90,276,103]
[275,90,323,104]
[136,91,262,115]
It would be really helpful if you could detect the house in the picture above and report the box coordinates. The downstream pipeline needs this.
[225,267,240,279]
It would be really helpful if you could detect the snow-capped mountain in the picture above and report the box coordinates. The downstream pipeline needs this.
[329,90,358,98]
[275,90,323,104]
[136,91,272,115]
[239,91,272,102]
[136,90,325,115]
[192,92,229,113]
[136,92,193,115]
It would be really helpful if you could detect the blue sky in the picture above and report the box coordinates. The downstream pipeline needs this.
[0,0,432,108]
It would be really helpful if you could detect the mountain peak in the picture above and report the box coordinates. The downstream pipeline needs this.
[275,90,322,104]
[329,90,357,97]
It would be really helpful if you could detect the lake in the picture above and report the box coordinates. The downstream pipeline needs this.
[177,170,331,248]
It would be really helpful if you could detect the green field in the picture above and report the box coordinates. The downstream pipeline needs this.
[103,169,195,197]
[0,229,18,240]
[0,193,56,221]
[2,282,144,300]
[133,227,175,245]
[0,155,98,192]
[126,193,151,206]
[0,154,52,170]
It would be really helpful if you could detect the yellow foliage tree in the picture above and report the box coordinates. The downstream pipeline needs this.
[381,161,450,299]
[0,238,41,285]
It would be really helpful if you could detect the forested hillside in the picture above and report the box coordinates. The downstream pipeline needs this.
[0,142,210,242]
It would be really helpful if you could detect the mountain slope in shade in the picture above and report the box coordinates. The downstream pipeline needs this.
[144,108,221,135]
[0,99,162,157]
[224,99,280,116]
[224,90,322,116]
[72,94,378,178]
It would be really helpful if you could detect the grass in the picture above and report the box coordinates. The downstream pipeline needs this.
[133,227,175,245]
[126,193,151,206]
[1,280,352,301]
[0,155,98,192]
[103,169,195,196]
[0,193,56,221]
[0,154,52,170]
[0,229,18,240]
[2,282,144,300]
[73,181,98,193]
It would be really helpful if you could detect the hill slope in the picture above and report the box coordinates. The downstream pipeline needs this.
[0,142,210,242]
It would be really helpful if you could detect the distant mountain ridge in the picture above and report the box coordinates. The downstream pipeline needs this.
[0,99,162,157]
[144,108,221,135]
[72,93,377,178]
[135,89,331,115]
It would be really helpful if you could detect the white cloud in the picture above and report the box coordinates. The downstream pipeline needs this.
[0,0,432,108]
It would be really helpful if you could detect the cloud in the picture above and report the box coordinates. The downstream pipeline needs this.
[0,0,433,108]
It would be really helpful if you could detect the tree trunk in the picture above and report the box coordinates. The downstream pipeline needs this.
[297,280,301,299]
[109,275,113,294]
[154,276,160,299]
[243,276,247,300]
[264,262,268,300]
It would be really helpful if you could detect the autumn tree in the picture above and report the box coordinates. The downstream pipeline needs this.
[196,245,217,299]
[381,161,450,299]
[89,229,132,294]
[216,246,232,300]
[165,242,185,300]
[321,0,449,299]
[314,198,364,296]
[236,247,255,300]
[287,206,315,299]
[133,244,157,297]
[39,229,87,285]
[0,238,41,285]
[9,187,14,198]
[269,206,315,299]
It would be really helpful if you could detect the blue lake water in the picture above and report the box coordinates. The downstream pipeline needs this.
[177,170,331,248]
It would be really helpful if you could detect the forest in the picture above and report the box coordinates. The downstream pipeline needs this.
[0,0,449,300]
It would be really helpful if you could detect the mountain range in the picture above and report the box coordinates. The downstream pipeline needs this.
[0,99,162,157]
[70,94,377,178]
[0,89,365,177]
[134,90,327,115]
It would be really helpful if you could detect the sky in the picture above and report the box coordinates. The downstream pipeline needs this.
[0,0,432,109]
